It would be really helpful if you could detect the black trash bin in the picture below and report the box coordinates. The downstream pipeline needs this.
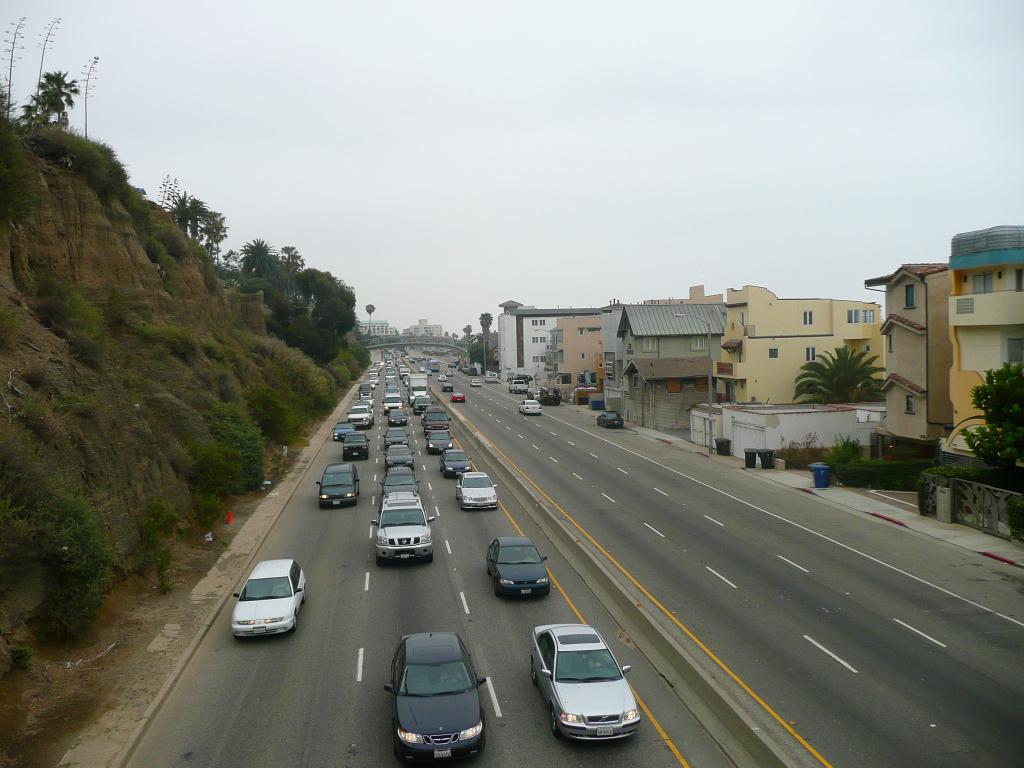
[757,449,775,469]
[715,438,731,456]
[743,448,757,468]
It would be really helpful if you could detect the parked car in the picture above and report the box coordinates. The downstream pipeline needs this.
[469,378,482,387]
[381,467,419,499]
[316,463,359,507]
[538,386,562,406]
[486,537,549,596]
[372,493,434,564]
[385,444,415,469]
[343,431,369,460]
[332,421,356,441]
[231,559,305,637]
[388,409,409,426]
[383,427,409,448]
[426,430,454,454]
[439,449,471,477]
[456,472,498,510]
[518,400,542,416]
[530,624,640,740]
[347,403,374,429]
[596,411,624,429]
[385,632,486,760]
[450,392,466,403]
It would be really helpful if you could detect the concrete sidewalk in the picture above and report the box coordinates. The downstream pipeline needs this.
[592,412,1024,568]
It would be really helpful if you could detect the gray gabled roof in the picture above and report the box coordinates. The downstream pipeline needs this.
[617,303,726,338]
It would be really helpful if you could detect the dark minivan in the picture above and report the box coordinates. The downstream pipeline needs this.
[343,431,370,460]
[316,463,359,507]
[422,408,450,435]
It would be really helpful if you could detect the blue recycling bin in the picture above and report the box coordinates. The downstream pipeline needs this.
[809,462,832,489]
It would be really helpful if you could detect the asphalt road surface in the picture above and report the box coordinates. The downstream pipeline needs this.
[445,372,1024,768]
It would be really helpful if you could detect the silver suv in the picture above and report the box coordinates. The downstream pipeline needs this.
[530,623,640,740]
[372,492,434,565]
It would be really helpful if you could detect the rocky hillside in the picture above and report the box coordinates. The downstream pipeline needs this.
[0,137,354,674]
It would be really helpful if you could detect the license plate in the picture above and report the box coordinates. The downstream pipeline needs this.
[520,588,532,595]
[433,749,451,758]
[254,626,265,634]
[595,726,613,736]
[332,501,340,506]
[400,553,410,559]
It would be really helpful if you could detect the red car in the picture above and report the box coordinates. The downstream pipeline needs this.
[450,392,466,403]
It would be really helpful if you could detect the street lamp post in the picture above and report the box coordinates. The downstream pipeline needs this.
[677,313,715,455]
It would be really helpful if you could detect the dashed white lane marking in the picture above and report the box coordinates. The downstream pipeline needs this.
[435,505,440,517]
[589,452,599,459]
[777,555,810,573]
[517,434,525,439]
[549,457,559,464]
[601,492,616,504]
[567,441,575,446]
[485,677,503,718]
[653,488,669,497]
[427,482,433,491]
[804,635,858,673]
[356,648,364,682]
[445,539,452,555]
[422,464,426,471]
[375,457,379,464]
[572,472,583,480]
[506,426,511,431]
[496,419,502,424]
[368,525,374,539]
[703,514,724,527]
[532,444,540,450]
[893,618,947,648]
[371,496,375,507]
[364,572,370,592]
[706,566,738,589]
[549,431,557,436]
[460,591,470,615]
[617,467,629,475]
[643,522,666,538]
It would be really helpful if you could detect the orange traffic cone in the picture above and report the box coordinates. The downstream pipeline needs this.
[225,510,234,525]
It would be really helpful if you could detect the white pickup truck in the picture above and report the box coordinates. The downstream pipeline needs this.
[509,379,529,394]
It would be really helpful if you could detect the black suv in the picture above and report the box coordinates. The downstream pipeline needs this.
[343,431,369,460]
[385,444,415,469]
[385,632,486,760]
[388,409,409,427]
[316,463,359,507]
[381,467,419,500]
[441,381,454,392]
[384,427,409,448]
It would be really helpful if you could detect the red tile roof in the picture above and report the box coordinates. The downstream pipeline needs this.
[864,263,948,286]
[882,313,926,333]
[882,373,926,395]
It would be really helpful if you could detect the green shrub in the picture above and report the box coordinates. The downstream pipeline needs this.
[0,119,35,223]
[25,126,130,202]
[10,645,34,670]
[192,491,224,530]
[189,442,242,496]
[33,276,105,367]
[1008,496,1024,542]
[132,322,199,362]
[776,434,828,470]
[138,497,178,557]
[104,289,129,329]
[826,435,862,465]
[831,459,936,491]
[205,403,263,491]
[246,385,301,444]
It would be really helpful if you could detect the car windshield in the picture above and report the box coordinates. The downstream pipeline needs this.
[349,406,368,414]
[424,413,448,422]
[497,544,541,564]
[604,411,620,418]
[389,447,412,456]
[415,397,430,404]
[344,434,366,444]
[239,576,292,601]
[463,476,492,489]
[400,660,473,696]
[445,452,467,462]
[385,476,416,488]
[554,649,621,683]
[322,471,353,486]
[387,430,406,439]
[380,508,426,527]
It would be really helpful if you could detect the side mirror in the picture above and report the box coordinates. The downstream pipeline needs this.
[476,676,487,687]
[621,665,631,674]
[383,683,394,693]
[492,485,498,490]
[541,556,548,561]
[370,519,378,526]
[314,481,321,486]
[295,586,303,593]
[427,516,436,523]
[541,668,552,679]
[232,592,240,598]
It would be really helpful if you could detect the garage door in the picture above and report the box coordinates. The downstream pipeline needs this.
[732,422,766,457]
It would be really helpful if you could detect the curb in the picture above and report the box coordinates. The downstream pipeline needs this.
[111,383,360,768]
[981,551,1021,567]
[443,401,796,768]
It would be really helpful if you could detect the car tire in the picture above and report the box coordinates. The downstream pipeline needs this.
[376,556,384,566]
[493,580,501,597]
[290,614,298,634]
[425,553,433,563]
[550,706,561,739]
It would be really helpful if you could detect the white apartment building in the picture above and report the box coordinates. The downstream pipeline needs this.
[497,300,602,380]
[359,320,398,336]
[403,319,444,337]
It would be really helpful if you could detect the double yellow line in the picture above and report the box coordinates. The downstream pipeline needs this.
[458,412,834,768]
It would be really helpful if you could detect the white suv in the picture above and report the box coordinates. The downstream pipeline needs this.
[372,493,435,565]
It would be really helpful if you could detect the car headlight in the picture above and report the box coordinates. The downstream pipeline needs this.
[498,578,513,585]
[559,711,584,724]
[421,531,431,544]
[344,492,355,498]
[459,721,483,740]
[377,534,388,545]
[319,494,329,499]
[236,619,256,625]
[264,617,285,624]
[397,727,423,744]
[536,576,549,584]
[623,708,640,721]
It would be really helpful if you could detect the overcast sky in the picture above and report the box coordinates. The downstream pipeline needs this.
[10,1,1024,334]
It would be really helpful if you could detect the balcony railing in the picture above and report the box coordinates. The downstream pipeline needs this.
[715,361,745,379]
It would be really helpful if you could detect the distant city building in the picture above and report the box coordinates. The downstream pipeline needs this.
[403,319,444,337]
[497,301,602,380]
[359,320,398,336]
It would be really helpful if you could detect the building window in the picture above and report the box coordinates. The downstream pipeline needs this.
[905,395,915,414]
[578,328,585,336]
[739,312,745,325]
[805,347,816,361]
[640,337,657,352]
[972,272,993,294]
[1016,269,1023,292]
[692,335,706,351]
[904,284,916,308]
[847,309,861,323]
[863,309,875,323]
[1009,338,1024,364]
[768,348,779,359]
[539,319,546,326]
[887,334,893,353]
[802,310,813,325]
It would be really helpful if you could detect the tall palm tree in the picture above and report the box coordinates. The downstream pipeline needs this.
[279,246,305,298]
[34,70,80,127]
[479,312,493,372]
[199,210,228,259]
[794,346,884,404]
[463,325,472,341]
[365,304,376,322]
[240,239,279,281]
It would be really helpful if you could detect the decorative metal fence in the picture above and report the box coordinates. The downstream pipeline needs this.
[919,475,1021,540]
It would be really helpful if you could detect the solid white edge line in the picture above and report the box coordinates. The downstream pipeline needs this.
[703,514,724,527]
[364,571,370,591]
[617,467,629,475]
[777,555,810,573]
[643,522,666,538]
[572,472,583,480]
[460,591,470,615]
[524,405,1024,631]
[445,539,452,555]
[356,647,364,682]
[601,492,616,503]
[804,635,858,673]
[485,676,503,718]
[654,487,669,497]
[705,566,738,589]
[893,618,947,648]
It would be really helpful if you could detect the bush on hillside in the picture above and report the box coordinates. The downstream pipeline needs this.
[246,385,301,445]
[189,442,243,497]
[205,403,263,491]
[33,276,106,368]
[132,322,199,362]
[25,126,130,202]
[0,120,35,223]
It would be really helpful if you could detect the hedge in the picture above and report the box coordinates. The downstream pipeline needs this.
[830,459,936,491]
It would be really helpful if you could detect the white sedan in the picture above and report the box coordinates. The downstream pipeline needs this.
[470,378,483,387]
[437,374,448,382]
[518,399,542,415]
[231,559,306,637]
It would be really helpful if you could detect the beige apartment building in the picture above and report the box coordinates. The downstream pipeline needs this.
[716,285,884,404]
[864,264,953,454]
[548,316,604,387]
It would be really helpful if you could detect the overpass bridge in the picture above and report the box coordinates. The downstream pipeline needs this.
[360,335,469,354]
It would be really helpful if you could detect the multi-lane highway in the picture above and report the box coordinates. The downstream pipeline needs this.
[437,370,1024,768]
[126,361,730,768]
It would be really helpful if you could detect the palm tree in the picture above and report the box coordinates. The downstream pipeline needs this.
[240,239,279,281]
[463,325,472,340]
[479,312,493,372]
[365,304,376,322]
[794,347,884,404]
[279,246,305,298]
[33,71,80,127]
[199,210,228,259]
